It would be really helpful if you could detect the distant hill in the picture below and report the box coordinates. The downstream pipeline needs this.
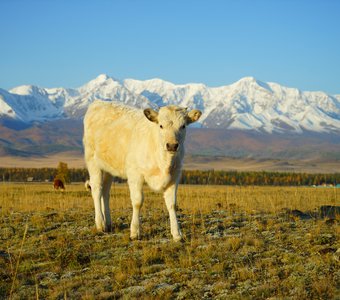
[0,119,83,157]
[0,120,339,161]
[185,128,340,160]
[0,74,339,169]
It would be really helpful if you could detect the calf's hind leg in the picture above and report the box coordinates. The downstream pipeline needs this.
[101,172,113,232]
[87,161,106,231]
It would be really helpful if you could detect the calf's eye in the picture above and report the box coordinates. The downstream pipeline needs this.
[181,125,186,129]
[160,125,163,129]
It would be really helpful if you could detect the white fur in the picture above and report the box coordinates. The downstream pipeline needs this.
[83,100,201,241]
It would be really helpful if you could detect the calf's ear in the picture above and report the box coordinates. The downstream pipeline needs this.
[186,109,202,124]
[144,108,159,123]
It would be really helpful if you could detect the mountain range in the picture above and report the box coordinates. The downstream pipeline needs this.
[0,75,339,163]
[1,74,340,133]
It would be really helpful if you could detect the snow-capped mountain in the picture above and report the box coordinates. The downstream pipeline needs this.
[1,74,339,134]
[0,86,64,122]
[0,74,153,122]
[125,76,340,133]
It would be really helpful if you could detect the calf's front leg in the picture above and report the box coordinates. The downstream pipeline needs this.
[164,183,182,242]
[128,175,144,240]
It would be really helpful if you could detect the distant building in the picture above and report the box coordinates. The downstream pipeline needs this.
[27,177,34,182]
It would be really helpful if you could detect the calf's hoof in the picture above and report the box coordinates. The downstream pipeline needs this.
[104,224,112,232]
[130,233,141,241]
[173,235,183,243]
[96,223,112,233]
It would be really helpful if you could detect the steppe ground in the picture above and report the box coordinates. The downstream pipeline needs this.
[0,183,339,299]
[1,151,339,173]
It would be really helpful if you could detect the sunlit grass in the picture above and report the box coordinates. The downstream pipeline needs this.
[0,182,339,299]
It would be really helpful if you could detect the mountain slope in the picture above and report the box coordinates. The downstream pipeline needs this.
[0,74,339,134]
[125,76,340,133]
[0,87,62,122]
[0,119,83,156]
[1,120,339,162]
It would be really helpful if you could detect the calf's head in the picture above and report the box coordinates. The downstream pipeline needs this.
[144,106,202,153]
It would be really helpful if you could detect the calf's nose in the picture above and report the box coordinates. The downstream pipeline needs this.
[166,142,179,152]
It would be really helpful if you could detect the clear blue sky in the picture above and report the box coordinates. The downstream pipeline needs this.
[1,0,340,94]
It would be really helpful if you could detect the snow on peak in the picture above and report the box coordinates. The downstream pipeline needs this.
[0,85,63,122]
[125,77,176,92]
[231,77,272,92]
[238,76,257,83]
[0,90,17,118]
[78,74,121,92]
[1,74,339,133]
[10,85,47,96]
[96,74,110,81]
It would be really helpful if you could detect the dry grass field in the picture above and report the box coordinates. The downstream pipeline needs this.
[1,151,340,174]
[0,183,339,299]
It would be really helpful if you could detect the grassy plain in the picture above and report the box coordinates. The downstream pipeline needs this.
[0,183,339,299]
[1,151,340,174]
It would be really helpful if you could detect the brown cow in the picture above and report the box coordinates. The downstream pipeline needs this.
[53,179,65,191]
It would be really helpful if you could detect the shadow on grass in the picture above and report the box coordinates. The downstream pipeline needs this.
[284,205,340,221]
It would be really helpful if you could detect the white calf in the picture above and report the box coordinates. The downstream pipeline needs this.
[83,100,201,241]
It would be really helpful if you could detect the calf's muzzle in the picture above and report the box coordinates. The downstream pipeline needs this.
[166,142,179,152]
